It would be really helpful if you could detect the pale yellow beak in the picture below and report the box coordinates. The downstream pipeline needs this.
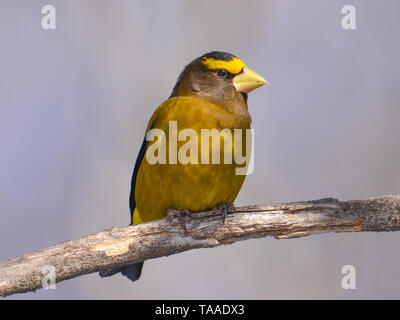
[233,67,268,93]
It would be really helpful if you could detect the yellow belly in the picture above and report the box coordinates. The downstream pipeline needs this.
[133,162,245,224]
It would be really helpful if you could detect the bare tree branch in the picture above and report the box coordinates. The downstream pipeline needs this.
[1,195,399,297]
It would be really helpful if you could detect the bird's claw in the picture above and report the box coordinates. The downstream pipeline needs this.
[212,203,235,224]
[167,208,192,233]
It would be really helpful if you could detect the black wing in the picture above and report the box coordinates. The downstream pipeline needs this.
[129,122,155,224]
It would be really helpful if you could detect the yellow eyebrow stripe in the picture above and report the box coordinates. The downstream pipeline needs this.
[201,56,246,75]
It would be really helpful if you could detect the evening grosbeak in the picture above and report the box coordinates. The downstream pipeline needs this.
[100,51,267,281]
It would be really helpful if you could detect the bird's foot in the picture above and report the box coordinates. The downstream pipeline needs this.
[212,203,235,224]
[167,208,192,233]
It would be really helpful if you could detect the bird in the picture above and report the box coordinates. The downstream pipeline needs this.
[100,51,267,282]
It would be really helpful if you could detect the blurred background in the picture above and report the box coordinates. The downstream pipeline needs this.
[0,0,399,299]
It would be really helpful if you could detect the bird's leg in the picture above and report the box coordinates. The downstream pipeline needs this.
[212,203,235,224]
[167,208,192,233]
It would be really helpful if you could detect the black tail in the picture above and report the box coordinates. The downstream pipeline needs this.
[99,262,144,282]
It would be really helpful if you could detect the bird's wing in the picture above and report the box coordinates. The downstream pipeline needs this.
[129,121,155,223]
[128,100,166,224]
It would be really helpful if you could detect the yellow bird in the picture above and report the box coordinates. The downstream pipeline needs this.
[100,51,267,281]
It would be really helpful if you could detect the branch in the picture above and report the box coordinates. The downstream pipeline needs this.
[1,194,400,297]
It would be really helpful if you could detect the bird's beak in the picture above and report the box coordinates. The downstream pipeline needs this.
[233,67,268,93]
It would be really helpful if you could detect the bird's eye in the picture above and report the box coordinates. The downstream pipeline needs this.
[216,69,228,78]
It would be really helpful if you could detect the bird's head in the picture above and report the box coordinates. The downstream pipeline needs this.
[170,51,267,108]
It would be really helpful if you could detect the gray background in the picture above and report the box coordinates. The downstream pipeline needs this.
[1,0,399,299]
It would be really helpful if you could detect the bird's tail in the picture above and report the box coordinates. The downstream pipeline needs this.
[99,262,144,282]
